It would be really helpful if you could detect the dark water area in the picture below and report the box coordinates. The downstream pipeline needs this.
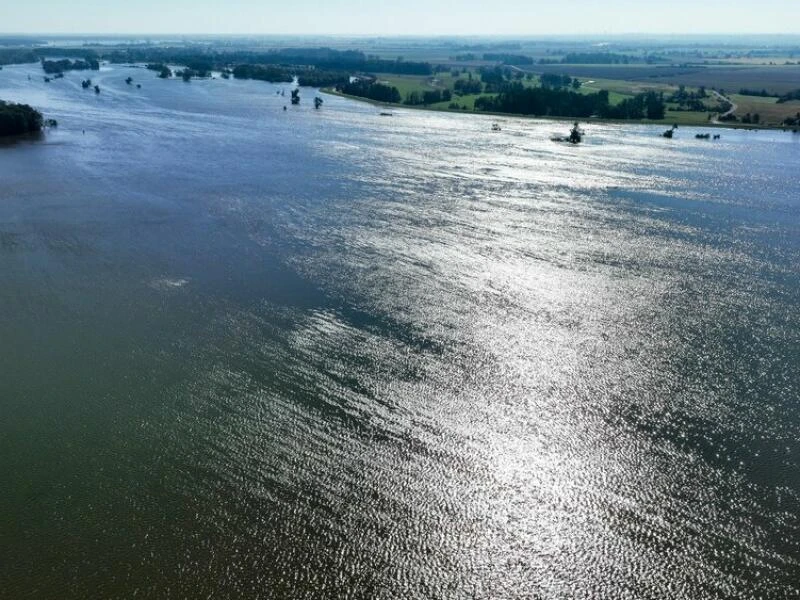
[1,63,799,598]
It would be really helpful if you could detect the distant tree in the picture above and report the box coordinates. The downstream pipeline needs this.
[480,66,506,91]
[777,89,800,103]
[297,70,349,87]
[405,91,421,105]
[337,80,401,104]
[232,64,292,83]
[540,73,573,89]
[453,78,482,95]
[645,92,666,119]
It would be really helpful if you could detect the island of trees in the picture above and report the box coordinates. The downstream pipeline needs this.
[41,58,99,74]
[0,101,43,137]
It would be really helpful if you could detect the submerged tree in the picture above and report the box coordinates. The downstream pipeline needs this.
[291,89,300,105]
[314,96,323,109]
[568,122,582,144]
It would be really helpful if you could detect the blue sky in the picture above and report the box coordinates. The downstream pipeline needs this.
[1,0,798,34]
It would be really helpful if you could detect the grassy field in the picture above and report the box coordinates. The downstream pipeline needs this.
[528,63,800,95]
[374,72,507,109]
[729,94,800,125]
[576,76,677,96]
[350,68,799,129]
[373,73,455,97]
[663,110,716,125]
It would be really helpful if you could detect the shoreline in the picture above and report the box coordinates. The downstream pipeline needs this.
[321,88,794,133]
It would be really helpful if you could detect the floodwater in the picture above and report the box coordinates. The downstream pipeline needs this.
[1,63,798,599]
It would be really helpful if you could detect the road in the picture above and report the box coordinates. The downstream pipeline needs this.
[711,90,737,123]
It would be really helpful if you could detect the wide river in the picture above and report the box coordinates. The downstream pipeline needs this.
[1,63,799,598]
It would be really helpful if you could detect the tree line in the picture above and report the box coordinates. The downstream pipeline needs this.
[483,53,534,65]
[297,70,351,87]
[667,84,709,112]
[739,88,777,97]
[231,64,293,83]
[42,58,100,74]
[0,100,43,137]
[335,80,401,104]
[0,48,37,65]
[473,82,666,120]
[404,89,452,105]
[102,47,432,77]
[777,89,800,103]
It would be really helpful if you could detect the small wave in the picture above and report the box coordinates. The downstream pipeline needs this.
[149,277,190,290]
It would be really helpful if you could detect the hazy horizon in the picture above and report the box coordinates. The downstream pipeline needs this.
[1,0,799,37]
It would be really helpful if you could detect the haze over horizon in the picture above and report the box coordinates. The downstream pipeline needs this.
[2,0,798,36]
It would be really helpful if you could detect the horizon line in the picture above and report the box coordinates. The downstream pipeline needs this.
[3,32,800,38]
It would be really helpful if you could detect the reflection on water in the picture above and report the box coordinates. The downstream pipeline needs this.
[1,63,798,598]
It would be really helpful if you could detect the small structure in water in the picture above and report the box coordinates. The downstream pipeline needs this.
[551,122,584,144]
[695,133,711,139]
[491,122,501,131]
[379,112,393,116]
[569,122,583,143]
[713,134,721,140]
[662,125,677,138]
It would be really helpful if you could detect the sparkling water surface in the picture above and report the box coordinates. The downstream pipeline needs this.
[1,63,799,599]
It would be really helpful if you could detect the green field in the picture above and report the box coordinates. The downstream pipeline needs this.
[332,39,800,129]
[373,72,499,110]
[729,94,800,125]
